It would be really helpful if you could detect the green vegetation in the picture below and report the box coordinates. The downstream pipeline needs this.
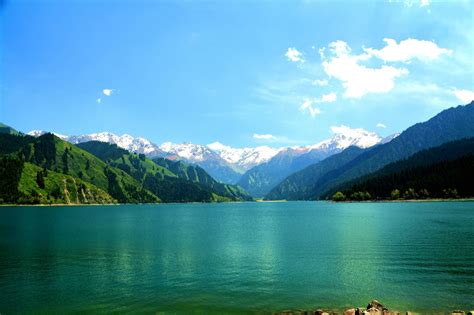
[331,191,346,202]
[266,103,474,201]
[0,131,160,204]
[329,154,474,201]
[238,149,329,197]
[265,146,365,200]
[78,141,252,202]
[325,138,474,201]
[0,156,24,203]
[153,157,252,201]
[17,163,115,204]
[0,130,252,205]
[0,122,20,135]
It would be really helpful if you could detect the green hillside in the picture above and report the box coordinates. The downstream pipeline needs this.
[0,123,20,135]
[326,138,474,200]
[0,156,114,204]
[265,146,365,200]
[267,102,474,200]
[77,141,252,202]
[153,157,252,201]
[0,132,159,204]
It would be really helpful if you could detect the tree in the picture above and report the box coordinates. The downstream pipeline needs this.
[390,189,400,200]
[332,191,346,202]
[443,188,459,199]
[362,191,371,200]
[62,150,69,174]
[403,188,418,200]
[419,188,430,199]
[36,171,45,189]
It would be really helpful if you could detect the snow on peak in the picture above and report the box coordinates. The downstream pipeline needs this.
[207,141,230,152]
[310,125,382,151]
[159,142,217,162]
[27,130,68,140]
[26,124,389,173]
[206,142,282,170]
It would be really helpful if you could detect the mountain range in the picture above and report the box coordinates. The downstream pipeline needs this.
[266,101,474,200]
[27,125,393,192]
[2,101,474,204]
[0,129,252,204]
[237,127,395,197]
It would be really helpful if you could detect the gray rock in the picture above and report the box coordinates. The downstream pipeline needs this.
[344,308,356,315]
[367,307,382,315]
[367,300,384,311]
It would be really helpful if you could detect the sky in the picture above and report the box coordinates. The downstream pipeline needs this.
[1,0,473,148]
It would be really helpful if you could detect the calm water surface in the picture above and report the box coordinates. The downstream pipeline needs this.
[0,201,473,313]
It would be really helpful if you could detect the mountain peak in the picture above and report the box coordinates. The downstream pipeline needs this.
[27,130,68,140]
[310,125,382,151]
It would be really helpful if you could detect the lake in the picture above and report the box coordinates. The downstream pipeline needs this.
[0,201,473,313]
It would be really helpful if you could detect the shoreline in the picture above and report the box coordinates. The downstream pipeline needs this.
[273,300,473,315]
[1,198,474,206]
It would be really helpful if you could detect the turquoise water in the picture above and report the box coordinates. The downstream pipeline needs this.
[0,201,473,313]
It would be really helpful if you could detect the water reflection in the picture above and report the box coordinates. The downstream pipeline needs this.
[0,202,473,313]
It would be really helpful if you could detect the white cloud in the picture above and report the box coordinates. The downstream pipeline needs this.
[103,89,114,96]
[312,79,328,86]
[420,0,430,7]
[364,38,452,63]
[452,89,474,104]
[253,133,277,140]
[318,47,326,59]
[300,92,336,117]
[96,98,102,104]
[320,92,337,102]
[322,40,408,98]
[300,98,321,117]
[285,47,304,63]
[376,123,387,128]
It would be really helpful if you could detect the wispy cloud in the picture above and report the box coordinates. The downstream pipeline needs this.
[403,0,430,7]
[253,133,277,140]
[312,79,328,86]
[96,98,102,104]
[300,98,322,117]
[376,123,387,128]
[285,47,304,63]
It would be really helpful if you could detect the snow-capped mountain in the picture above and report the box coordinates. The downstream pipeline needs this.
[67,132,164,156]
[308,125,382,152]
[158,142,243,183]
[159,142,220,162]
[27,125,397,186]
[27,130,165,157]
[237,126,393,197]
[207,142,282,171]
[27,130,68,140]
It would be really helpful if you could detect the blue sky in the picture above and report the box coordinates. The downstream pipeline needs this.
[1,0,473,147]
